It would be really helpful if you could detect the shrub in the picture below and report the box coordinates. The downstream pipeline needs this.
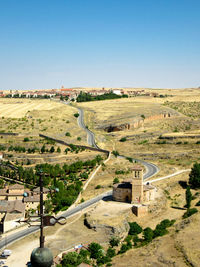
[143,227,154,242]
[141,114,145,119]
[65,132,71,137]
[118,243,129,254]
[77,137,81,141]
[109,237,120,247]
[139,140,148,145]
[106,247,116,258]
[128,222,142,235]
[120,137,127,142]
[196,141,200,144]
[23,137,30,142]
[88,242,103,259]
[115,170,125,175]
[57,147,61,153]
[74,113,79,118]
[195,200,200,206]
[95,185,101,189]
[183,208,198,218]
[112,150,119,157]
[41,145,46,153]
[50,146,55,153]
[126,157,133,163]
[113,178,119,184]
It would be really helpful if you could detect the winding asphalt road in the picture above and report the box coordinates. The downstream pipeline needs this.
[0,102,159,250]
[77,106,159,180]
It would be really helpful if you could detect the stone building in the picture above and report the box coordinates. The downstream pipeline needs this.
[113,166,155,204]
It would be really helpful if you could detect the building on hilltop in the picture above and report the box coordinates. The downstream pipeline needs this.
[113,166,155,204]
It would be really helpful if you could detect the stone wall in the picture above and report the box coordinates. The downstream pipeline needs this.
[113,187,132,203]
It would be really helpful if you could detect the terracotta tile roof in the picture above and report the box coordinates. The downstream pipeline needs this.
[24,195,40,202]
[0,200,25,213]
[33,187,49,193]
[9,184,24,190]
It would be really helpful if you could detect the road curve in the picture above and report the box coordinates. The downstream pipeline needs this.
[0,102,159,250]
[76,106,159,179]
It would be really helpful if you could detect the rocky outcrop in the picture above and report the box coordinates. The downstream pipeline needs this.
[84,213,130,239]
[103,113,172,132]
[84,201,131,239]
[104,123,130,132]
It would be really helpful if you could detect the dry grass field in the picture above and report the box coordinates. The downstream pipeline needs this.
[0,98,62,118]
[0,98,87,145]
[0,98,106,166]
[78,88,200,170]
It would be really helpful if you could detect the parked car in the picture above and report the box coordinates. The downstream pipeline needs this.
[0,255,7,259]
[1,250,11,256]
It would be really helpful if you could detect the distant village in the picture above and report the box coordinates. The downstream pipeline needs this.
[0,86,161,99]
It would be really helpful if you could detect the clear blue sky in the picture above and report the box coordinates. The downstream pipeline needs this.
[0,0,199,90]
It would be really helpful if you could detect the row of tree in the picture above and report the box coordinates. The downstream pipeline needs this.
[76,91,128,102]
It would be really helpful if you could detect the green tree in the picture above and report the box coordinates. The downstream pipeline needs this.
[74,113,79,118]
[57,147,61,153]
[128,222,142,235]
[143,227,154,242]
[65,132,71,137]
[50,146,55,153]
[41,145,46,154]
[185,186,192,209]
[109,237,120,247]
[112,150,119,157]
[189,163,200,188]
[106,247,116,258]
[88,242,103,259]
[113,177,119,184]
[61,252,82,266]
[120,137,127,142]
